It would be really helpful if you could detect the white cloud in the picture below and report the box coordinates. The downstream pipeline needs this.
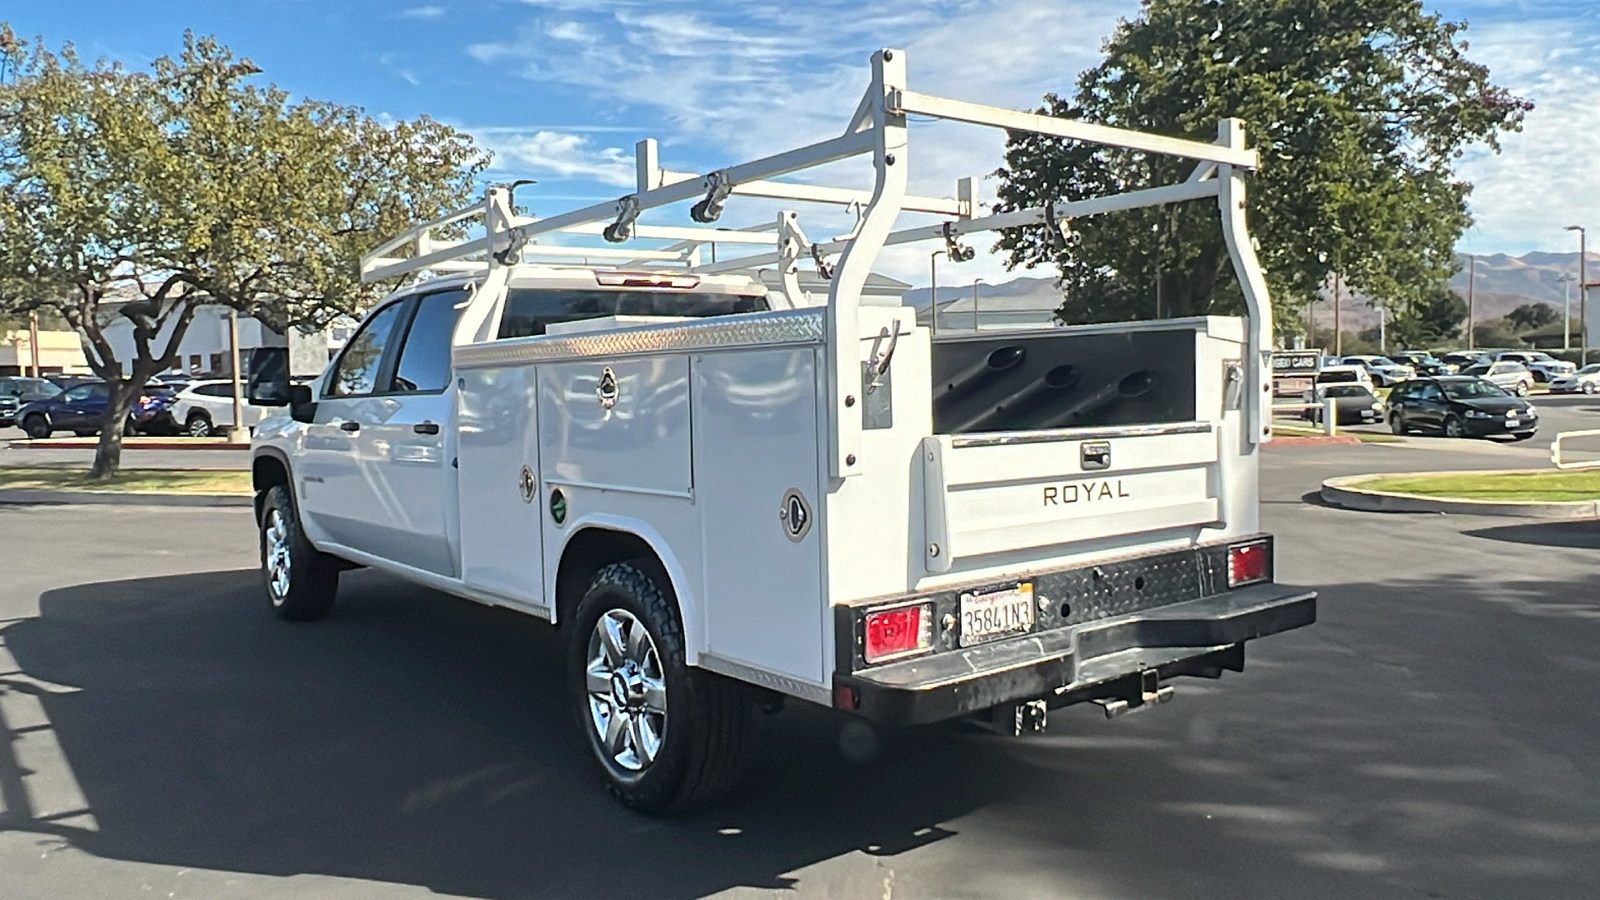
[400,5,445,18]
[460,0,1129,283]
[477,129,636,186]
[1454,16,1600,255]
[460,0,1600,282]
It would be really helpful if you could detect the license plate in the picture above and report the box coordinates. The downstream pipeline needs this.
[959,583,1036,647]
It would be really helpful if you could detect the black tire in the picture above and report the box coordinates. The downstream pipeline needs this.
[1443,415,1464,439]
[568,561,750,815]
[1511,431,1536,442]
[258,484,339,621]
[21,415,50,439]
[186,412,214,438]
[1389,412,1407,435]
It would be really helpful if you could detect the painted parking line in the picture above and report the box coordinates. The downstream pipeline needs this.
[0,628,99,832]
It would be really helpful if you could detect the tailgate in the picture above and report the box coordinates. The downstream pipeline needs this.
[921,423,1219,573]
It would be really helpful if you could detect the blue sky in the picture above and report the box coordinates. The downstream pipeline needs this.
[3,0,1596,286]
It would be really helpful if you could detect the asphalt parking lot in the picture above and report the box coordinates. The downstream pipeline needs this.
[2,439,1598,900]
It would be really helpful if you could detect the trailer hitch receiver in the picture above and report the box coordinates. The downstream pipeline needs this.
[1091,668,1175,719]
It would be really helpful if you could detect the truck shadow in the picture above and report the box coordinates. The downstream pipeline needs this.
[0,568,1012,899]
[4,566,1599,898]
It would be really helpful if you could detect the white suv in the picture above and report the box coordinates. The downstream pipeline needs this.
[1495,351,1575,384]
[1463,361,1535,396]
[170,379,281,437]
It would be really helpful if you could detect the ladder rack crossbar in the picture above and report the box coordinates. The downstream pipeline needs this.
[690,178,1223,276]
[888,89,1260,170]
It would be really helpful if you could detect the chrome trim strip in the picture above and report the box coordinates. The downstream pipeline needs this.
[949,422,1215,448]
[697,653,831,706]
[454,308,825,368]
[544,479,693,501]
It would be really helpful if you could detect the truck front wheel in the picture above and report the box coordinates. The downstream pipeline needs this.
[258,485,339,621]
[568,561,750,814]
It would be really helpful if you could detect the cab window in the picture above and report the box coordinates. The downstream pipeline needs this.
[390,289,469,393]
[328,302,405,397]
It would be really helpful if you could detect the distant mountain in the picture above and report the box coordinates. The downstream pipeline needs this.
[902,275,1062,312]
[1449,251,1597,310]
[896,252,1598,331]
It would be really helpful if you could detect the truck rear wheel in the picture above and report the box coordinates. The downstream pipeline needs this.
[568,561,750,814]
[258,484,339,621]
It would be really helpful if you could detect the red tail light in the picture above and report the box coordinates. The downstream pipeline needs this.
[1227,540,1270,588]
[863,601,934,664]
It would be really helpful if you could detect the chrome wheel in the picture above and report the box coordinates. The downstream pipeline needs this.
[264,509,292,604]
[585,609,667,772]
[187,415,212,437]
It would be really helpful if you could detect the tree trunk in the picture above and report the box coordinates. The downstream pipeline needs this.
[87,378,143,480]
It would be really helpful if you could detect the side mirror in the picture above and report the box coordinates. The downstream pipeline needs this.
[247,347,317,423]
[246,347,291,406]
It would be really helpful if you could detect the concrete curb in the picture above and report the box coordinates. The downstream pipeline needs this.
[1270,434,1362,446]
[1320,471,1600,520]
[0,488,251,507]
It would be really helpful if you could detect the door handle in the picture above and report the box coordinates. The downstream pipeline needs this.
[413,421,440,435]
[339,420,360,432]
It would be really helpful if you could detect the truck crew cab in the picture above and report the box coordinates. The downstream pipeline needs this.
[247,50,1315,813]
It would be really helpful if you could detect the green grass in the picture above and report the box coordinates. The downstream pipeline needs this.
[1357,470,1600,502]
[0,467,251,494]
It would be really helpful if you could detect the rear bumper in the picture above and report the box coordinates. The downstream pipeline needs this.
[836,582,1315,725]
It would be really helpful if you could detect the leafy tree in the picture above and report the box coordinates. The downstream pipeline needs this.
[0,30,489,477]
[1387,282,1466,348]
[1471,317,1521,349]
[1504,302,1557,332]
[994,0,1530,326]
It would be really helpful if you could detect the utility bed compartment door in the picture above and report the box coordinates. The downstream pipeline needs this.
[922,425,1219,573]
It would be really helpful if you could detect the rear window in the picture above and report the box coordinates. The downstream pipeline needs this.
[1316,370,1358,383]
[1323,385,1373,399]
[497,289,768,339]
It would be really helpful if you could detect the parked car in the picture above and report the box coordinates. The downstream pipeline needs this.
[1495,351,1575,383]
[1387,351,1453,376]
[1549,364,1600,394]
[129,384,184,435]
[14,381,120,438]
[170,379,282,436]
[1386,376,1538,439]
[1440,350,1491,371]
[1461,360,1534,395]
[0,376,63,427]
[1309,364,1376,391]
[1302,383,1385,426]
[1337,355,1415,387]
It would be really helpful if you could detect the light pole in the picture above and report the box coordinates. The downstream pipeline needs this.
[971,279,985,332]
[1466,254,1476,350]
[1567,226,1587,364]
[929,248,945,335]
[1559,273,1573,352]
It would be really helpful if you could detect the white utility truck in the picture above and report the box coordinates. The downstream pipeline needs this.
[246,49,1315,813]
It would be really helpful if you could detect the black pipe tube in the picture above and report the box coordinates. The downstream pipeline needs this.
[935,345,1027,403]
[1040,370,1155,428]
[951,364,1079,433]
